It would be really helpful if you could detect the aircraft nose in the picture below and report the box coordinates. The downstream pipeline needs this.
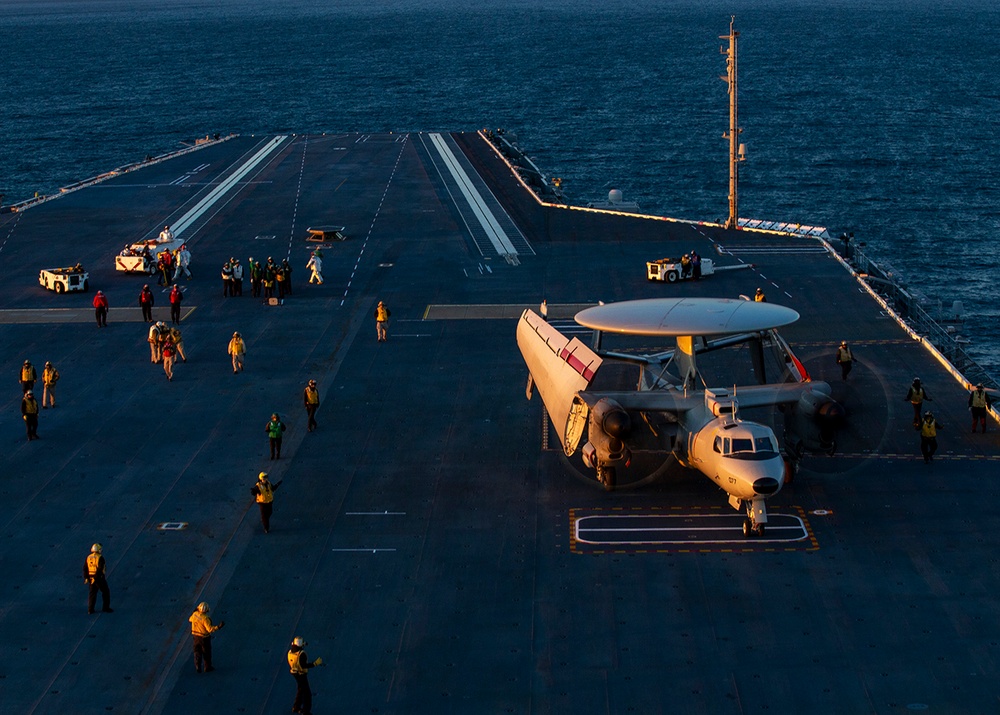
[753,477,780,495]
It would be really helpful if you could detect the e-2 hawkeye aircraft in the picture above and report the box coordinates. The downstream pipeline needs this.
[516,297,844,537]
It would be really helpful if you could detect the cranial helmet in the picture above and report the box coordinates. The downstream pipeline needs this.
[197,602,210,613]
[91,543,102,553]
[292,636,306,647]
[258,472,268,481]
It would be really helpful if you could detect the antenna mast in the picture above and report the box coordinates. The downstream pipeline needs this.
[721,16,745,230]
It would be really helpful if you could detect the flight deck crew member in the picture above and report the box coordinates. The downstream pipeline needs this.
[375,300,390,342]
[169,285,183,325]
[148,322,166,363]
[276,259,287,298]
[221,262,234,297]
[20,360,37,393]
[250,258,263,298]
[288,636,324,715]
[266,413,286,460]
[304,379,320,432]
[21,390,39,440]
[836,341,854,381]
[168,327,188,362]
[189,602,224,673]
[228,331,246,373]
[281,259,293,294]
[691,250,702,280]
[969,383,993,433]
[159,224,174,243]
[539,299,548,321]
[173,243,192,281]
[162,339,176,381]
[139,284,155,323]
[680,254,691,278]
[42,361,59,408]
[306,250,323,285]
[93,290,109,327]
[754,287,767,302]
[250,471,282,533]
[920,411,942,463]
[231,258,244,296]
[84,543,113,614]
[905,377,931,427]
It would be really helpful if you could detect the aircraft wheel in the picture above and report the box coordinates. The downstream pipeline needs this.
[742,519,752,537]
[753,523,766,537]
[598,466,616,491]
[666,270,679,283]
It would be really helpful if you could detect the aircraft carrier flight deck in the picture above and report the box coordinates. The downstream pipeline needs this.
[1,131,999,714]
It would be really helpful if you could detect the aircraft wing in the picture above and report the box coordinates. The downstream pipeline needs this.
[719,382,830,408]
[576,390,703,414]
[517,309,603,452]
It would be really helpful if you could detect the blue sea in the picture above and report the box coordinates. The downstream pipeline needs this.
[2,0,999,370]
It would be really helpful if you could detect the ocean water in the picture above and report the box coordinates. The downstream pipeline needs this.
[2,0,998,370]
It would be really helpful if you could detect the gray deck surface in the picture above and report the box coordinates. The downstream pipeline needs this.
[1,132,999,714]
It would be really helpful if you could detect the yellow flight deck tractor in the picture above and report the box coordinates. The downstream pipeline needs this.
[39,265,89,293]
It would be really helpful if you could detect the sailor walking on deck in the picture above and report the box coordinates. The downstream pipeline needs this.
[969,383,993,433]
[287,636,324,715]
[188,602,224,673]
[21,390,39,441]
[148,321,166,363]
[83,543,113,614]
[266,413,286,460]
[173,243,192,281]
[304,379,320,432]
[93,290,109,327]
[228,331,246,373]
[920,411,943,463]
[250,471,282,533]
[836,341,854,381]
[905,377,931,428]
[306,249,323,285]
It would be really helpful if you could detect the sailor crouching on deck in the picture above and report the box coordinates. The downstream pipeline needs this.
[288,636,324,715]
[189,602,224,673]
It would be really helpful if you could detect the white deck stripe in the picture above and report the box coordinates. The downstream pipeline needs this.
[428,132,518,256]
[170,135,288,237]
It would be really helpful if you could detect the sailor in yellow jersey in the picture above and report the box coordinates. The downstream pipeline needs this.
[920,411,943,464]
[287,636,324,715]
[375,300,391,341]
[250,471,282,533]
[754,287,766,302]
[228,331,246,374]
[83,543,113,614]
[303,379,320,432]
[905,377,931,427]
[969,382,993,433]
[188,602,225,673]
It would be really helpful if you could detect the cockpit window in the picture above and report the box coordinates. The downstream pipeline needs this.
[714,436,722,453]
[731,438,754,453]
[755,435,778,453]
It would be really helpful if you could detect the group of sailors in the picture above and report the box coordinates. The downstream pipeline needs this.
[679,250,702,280]
[222,256,294,299]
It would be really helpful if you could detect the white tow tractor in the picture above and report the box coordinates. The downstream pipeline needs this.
[646,256,752,283]
[40,265,89,293]
[116,238,184,274]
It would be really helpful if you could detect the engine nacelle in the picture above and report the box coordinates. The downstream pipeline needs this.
[786,385,845,454]
[582,397,632,469]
